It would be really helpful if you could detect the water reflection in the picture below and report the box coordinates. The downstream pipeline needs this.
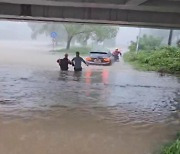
[102,69,109,84]
[0,65,180,154]
[85,69,92,85]
[59,71,69,81]
[73,71,82,81]
[0,42,180,154]
[59,71,83,82]
[85,68,109,85]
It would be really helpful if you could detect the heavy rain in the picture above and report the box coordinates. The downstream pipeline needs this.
[0,20,180,154]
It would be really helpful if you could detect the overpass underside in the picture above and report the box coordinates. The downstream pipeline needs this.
[0,0,180,28]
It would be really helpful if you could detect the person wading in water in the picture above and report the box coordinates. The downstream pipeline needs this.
[57,53,72,71]
[72,51,88,71]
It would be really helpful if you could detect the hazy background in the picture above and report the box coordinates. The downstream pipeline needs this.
[0,20,180,154]
[1,20,179,49]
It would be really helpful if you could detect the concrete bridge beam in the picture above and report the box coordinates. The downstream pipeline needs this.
[0,0,180,28]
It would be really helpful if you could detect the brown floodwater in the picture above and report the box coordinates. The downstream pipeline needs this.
[0,41,180,154]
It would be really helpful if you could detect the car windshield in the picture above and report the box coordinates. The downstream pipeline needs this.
[90,52,111,58]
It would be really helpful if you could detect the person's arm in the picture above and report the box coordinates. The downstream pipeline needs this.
[68,59,72,65]
[71,58,75,66]
[57,59,61,64]
[81,57,88,66]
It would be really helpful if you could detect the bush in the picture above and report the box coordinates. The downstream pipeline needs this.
[161,133,180,154]
[123,47,180,74]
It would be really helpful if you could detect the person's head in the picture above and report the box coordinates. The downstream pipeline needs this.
[76,51,80,57]
[116,48,119,51]
[65,53,68,58]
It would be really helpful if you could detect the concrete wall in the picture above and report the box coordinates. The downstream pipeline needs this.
[0,0,180,28]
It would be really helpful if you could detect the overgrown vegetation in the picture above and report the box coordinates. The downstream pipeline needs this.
[124,35,180,74]
[124,47,180,74]
[129,34,162,51]
[160,132,180,154]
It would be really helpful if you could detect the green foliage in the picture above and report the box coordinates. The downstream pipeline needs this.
[91,25,119,42]
[124,47,180,74]
[128,41,137,52]
[128,35,163,52]
[28,22,66,41]
[161,133,180,154]
[28,23,119,49]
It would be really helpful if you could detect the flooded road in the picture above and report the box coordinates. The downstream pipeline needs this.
[0,41,180,154]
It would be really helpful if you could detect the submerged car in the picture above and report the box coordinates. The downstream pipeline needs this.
[86,51,114,65]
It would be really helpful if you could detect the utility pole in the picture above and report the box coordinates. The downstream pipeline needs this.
[168,29,173,46]
[136,28,141,53]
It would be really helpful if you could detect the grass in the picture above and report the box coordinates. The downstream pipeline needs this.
[53,46,91,56]
[123,47,180,74]
[160,132,180,154]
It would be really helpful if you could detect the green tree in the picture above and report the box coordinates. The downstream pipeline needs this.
[92,25,119,43]
[139,35,162,50]
[128,34,163,52]
[28,22,67,46]
[76,25,118,46]
[28,22,119,50]
[75,33,91,46]
[63,24,93,49]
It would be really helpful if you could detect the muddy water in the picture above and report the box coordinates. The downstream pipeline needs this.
[0,42,180,154]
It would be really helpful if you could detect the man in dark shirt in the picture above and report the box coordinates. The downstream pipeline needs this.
[57,54,72,71]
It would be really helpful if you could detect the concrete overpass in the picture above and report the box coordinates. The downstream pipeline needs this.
[0,0,180,28]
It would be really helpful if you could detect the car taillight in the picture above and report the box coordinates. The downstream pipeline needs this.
[86,57,92,61]
[103,58,110,62]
